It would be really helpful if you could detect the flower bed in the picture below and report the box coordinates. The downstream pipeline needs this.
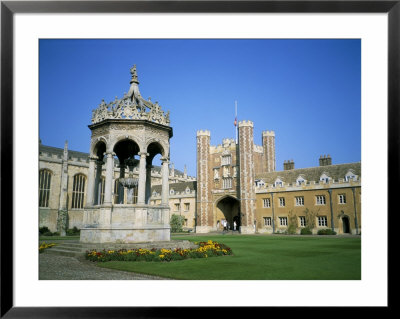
[85,240,233,262]
[39,242,56,253]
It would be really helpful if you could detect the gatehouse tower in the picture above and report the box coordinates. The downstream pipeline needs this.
[80,65,173,243]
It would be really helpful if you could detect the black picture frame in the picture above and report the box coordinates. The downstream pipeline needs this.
[1,1,396,317]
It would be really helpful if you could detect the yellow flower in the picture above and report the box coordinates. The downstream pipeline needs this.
[159,254,164,258]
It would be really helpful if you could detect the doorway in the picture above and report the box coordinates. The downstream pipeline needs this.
[342,216,350,234]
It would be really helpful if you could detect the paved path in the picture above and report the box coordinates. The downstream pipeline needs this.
[39,253,170,280]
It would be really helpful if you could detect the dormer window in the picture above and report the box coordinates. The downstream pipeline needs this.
[185,187,191,194]
[296,176,306,186]
[255,179,265,187]
[320,173,330,183]
[274,178,283,187]
[345,170,357,182]
[170,189,175,195]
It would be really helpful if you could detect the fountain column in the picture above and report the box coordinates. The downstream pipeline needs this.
[161,158,169,205]
[104,152,114,205]
[137,152,148,205]
[93,159,103,205]
[85,157,97,207]
[145,163,152,204]
[118,163,126,204]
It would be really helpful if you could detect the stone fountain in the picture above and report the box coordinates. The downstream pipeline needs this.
[80,65,197,250]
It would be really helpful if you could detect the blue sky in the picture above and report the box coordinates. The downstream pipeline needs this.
[39,39,361,177]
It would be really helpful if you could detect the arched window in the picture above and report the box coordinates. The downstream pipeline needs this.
[39,169,52,207]
[71,174,86,209]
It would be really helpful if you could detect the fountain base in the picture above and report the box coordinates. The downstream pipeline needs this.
[80,205,170,243]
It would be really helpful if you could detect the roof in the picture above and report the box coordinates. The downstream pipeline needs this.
[255,162,361,184]
[151,181,197,194]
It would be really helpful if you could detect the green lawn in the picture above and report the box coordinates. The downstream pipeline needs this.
[39,235,80,241]
[96,235,361,280]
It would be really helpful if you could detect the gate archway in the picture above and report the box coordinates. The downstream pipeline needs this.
[215,196,240,231]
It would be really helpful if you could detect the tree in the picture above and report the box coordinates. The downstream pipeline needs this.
[287,210,298,235]
[170,214,185,233]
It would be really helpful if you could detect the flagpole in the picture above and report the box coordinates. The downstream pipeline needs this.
[235,100,238,144]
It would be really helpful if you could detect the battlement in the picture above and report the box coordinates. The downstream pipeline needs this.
[238,120,253,127]
[197,130,211,136]
[262,130,275,137]
[222,138,235,145]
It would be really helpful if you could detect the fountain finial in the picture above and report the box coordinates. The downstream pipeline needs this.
[130,64,139,84]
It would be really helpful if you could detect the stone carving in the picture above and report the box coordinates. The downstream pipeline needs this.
[91,65,170,126]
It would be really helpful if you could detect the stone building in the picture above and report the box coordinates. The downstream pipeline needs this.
[195,123,361,235]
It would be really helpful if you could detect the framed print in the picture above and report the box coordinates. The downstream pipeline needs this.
[1,0,397,317]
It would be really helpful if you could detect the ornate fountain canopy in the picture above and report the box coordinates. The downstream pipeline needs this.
[91,65,170,126]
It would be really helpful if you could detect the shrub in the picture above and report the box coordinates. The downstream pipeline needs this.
[39,226,50,235]
[43,231,54,236]
[67,226,80,236]
[317,229,337,235]
[170,214,185,233]
[300,227,312,235]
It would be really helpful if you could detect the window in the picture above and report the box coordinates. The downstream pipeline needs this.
[320,174,330,183]
[222,178,232,189]
[295,196,304,206]
[263,198,271,208]
[256,180,265,187]
[263,217,272,226]
[71,174,86,209]
[39,169,52,207]
[279,217,288,226]
[221,155,231,166]
[174,203,180,212]
[316,195,326,205]
[213,169,219,179]
[296,176,306,186]
[299,216,306,227]
[223,166,230,177]
[184,203,190,211]
[170,189,175,195]
[274,178,283,187]
[318,216,328,227]
[345,173,357,182]
[279,197,285,207]
[338,194,346,204]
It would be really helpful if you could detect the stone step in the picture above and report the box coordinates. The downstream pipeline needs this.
[44,248,83,258]
[53,245,83,252]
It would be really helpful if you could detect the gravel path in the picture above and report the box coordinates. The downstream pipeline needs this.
[39,253,170,280]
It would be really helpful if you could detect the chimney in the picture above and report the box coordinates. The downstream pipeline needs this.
[326,154,332,166]
[319,155,332,166]
[283,160,295,170]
